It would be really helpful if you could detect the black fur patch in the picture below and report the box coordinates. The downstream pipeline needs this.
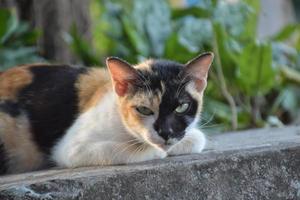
[134,60,183,93]
[135,60,198,141]
[0,101,21,117]
[18,65,87,154]
[0,140,7,175]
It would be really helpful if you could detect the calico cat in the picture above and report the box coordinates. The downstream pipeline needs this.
[0,52,213,175]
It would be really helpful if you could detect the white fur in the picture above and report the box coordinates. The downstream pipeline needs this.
[52,91,206,168]
[167,127,206,156]
[52,92,166,167]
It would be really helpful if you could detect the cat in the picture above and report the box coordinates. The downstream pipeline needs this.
[0,52,213,175]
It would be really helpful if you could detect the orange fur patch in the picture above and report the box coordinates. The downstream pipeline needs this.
[118,91,162,136]
[0,112,44,173]
[134,59,154,71]
[76,68,112,112]
[0,66,33,101]
[119,99,143,133]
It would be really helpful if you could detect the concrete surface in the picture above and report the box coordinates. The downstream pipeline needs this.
[0,126,300,200]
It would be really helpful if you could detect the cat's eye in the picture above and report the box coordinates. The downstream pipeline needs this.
[135,106,154,116]
[175,103,190,114]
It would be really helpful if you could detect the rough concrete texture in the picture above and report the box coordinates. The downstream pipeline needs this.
[0,126,300,200]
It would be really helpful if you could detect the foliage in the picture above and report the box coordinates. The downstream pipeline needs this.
[69,0,300,132]
[0,8,42,70]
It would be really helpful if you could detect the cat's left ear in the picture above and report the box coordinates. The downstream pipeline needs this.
[106,57,138,97]
[183,52,214,92]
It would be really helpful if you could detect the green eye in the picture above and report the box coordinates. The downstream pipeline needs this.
[175,103,190,114]
[136,106,154,116]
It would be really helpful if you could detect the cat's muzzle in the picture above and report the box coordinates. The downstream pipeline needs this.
[159,130,185,146]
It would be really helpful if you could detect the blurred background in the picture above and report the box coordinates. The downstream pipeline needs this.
[0,0,299,133]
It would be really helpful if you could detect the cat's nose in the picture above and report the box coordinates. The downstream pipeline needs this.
[158,129,169,141]
[154,122,170,141]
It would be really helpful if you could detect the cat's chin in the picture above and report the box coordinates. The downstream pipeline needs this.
[135,132,182,151]
[146,137,183,151]
[152,142,176,151]
[157,144,173,151]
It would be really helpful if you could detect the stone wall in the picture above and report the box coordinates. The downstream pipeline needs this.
[0,126,300,200]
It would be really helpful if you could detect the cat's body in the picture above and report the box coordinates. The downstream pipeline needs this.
[0,53,213,175]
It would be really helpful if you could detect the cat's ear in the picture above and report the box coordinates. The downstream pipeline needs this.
[183,52,214,92]
[106,57,138,96]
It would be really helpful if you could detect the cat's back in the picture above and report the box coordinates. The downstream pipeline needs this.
[0,64,111,107]
[0,64,110,174]
[0,64,87,101]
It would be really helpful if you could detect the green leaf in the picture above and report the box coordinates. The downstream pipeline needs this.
[171,7,211,19]
[132,0,171,57]
[203,97,232,121]
[0,11,20,44]
[281,88,298,113]
[280,65,300,84]
[0,8,42,70]
[212,22,237,78]
[163,33,197,63]
[176,18,212,52]
[0,47,42,70]
[269,86,299,119]
[0,9,12,39]
[121,16,149,56]
[271,24,300,41]
[66,25,101,66]
[236,42,275,96]
[240,0,260,41]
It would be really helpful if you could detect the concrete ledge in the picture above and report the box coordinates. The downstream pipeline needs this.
[1,126,300,200]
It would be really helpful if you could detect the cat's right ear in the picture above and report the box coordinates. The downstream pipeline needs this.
[106,57,138,97]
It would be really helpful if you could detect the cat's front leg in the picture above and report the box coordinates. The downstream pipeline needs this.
[126,145,167,163]
[167,128,206,156]
[55,141,167,168]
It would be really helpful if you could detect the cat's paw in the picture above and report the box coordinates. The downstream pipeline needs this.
[144,147,167,160]
[128,146,167,163]
[167,128,206,156]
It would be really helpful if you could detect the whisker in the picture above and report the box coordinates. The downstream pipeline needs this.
[100,138,140,165]
[199,112,216,128]
[127,144,143,164]
[200,123,223,129]
[110,139,142,164]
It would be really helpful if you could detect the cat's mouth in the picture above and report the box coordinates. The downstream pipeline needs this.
[142,131,185,151]
[165,138,179,145]
[154,136,184,151]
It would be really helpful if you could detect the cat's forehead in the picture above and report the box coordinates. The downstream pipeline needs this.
[133,59,185,92]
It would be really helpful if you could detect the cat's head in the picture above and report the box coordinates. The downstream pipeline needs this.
[106,53,213,150]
